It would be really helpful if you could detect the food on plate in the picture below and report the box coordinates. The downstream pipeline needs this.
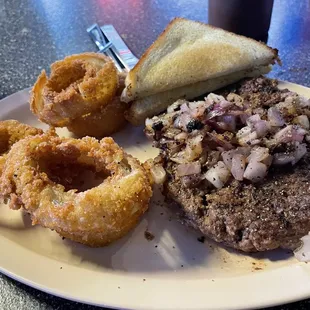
[67,96,128,138]
[0,120,43,174]
[67,72,128,137]
[145,76,310,252]
[0,134,152,247]
[294,233,310,262]
[122,17,279,125]
[30,53,128,137]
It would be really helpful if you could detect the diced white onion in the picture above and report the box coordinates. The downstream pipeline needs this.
[274,125,306,144]
[167,99,186,113]
[176,162,201,177]
[222,150,235,169]
[272,153,295,165]
[150,165,167,185]
[237,126,259,146]
[254,120,270,138]
[268,107,285,127]
[231,154,246,181]
[205,93,226,104]
[243,161,267,182]
[217,115,236,132]
[246,114,261,128]
[247,146,272,166]
[180,103,190,113]
[184,134,204,161]
[205,161,230,189]
[188,101,208,118]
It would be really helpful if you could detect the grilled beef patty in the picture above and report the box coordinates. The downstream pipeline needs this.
[146,77,310,252]
[164,155,310,252]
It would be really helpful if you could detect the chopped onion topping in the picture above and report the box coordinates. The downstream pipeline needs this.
[188,101,208,118]
[180,103,190,113]
[237,126,260,146]
[268,107,285,127]
[246,114,270,138]
[184,134,204,161]
[274,125,307,144]
[177,161,201,177]
[167,99,185,113]
[246,114,261,127]
[273,153,295,165]
[239,112,251,124]
[221,150,235,169]
[236,146,252,157]
[174,112,192,131]
[243,161,267,182]
[205,93,226,104]
[206,106,227,120]
[231,153,246,181]
[170,151,188,164]
[207,133,234,150]
[216,115,236,132]
[222,147,250,170]
[273,143,307,166]
[254,120,270,138]
[147,88,310,189]
[205,94,233,120]
[205,161,230,189]
[150,164,167,185]
[247,146,272,166]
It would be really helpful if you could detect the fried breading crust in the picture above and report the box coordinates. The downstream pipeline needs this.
[0,134,152,247]
[67,96,128,138]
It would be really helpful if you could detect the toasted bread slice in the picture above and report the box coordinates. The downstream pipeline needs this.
[122,18,278,103]
[125,65,271,125]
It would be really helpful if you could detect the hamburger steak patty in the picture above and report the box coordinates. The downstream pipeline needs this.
[164,155,310,252]
[146,77,310,252]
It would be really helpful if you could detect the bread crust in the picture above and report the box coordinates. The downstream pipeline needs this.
[122,18,279,102]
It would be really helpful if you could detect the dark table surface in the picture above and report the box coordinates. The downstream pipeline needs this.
[1,0,310,309]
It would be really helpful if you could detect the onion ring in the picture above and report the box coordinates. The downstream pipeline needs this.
[30,52,121,129]
[0,120,43,175]
[0,134,152,247]
[67,96,128,138]
[65,71,128,137]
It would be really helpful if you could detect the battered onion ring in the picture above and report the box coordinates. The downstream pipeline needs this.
[30,53,119,127]
[67,96,128,138]
[0,134,152,247]
[0,120,43,175]
[66,72,128,138]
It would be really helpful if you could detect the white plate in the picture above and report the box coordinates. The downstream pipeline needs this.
[1,82,310,310]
